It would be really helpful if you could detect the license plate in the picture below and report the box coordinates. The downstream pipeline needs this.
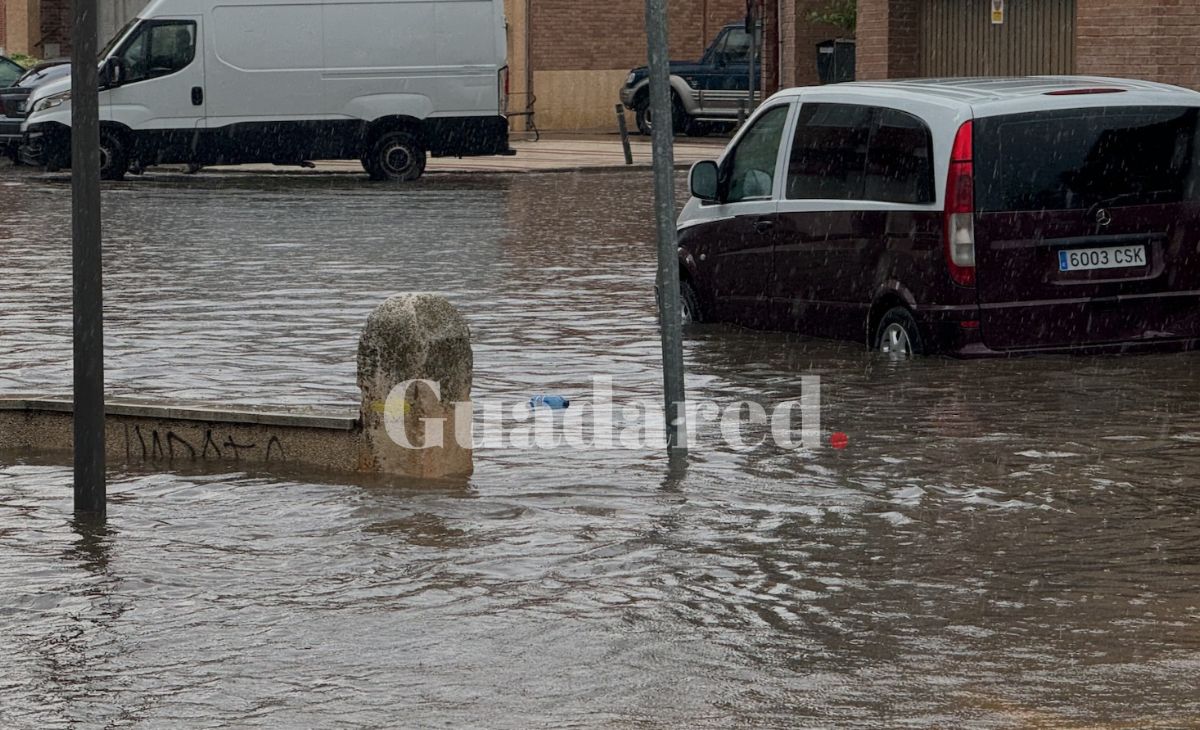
[1058,245,1147,272]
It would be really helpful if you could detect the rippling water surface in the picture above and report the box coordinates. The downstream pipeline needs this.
[3,168,1200,727]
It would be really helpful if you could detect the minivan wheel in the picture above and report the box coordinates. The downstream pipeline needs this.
[98,130,128,182]
[680,279,702,325]
[875,307,924,358]
[364,130,426,182]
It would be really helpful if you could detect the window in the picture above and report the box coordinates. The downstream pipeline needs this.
[0,58,23,88]
[787,103,872,200]
[723,105,790,203]
[786,103,935,204]
[718,29,752,65]
[974,107,1200,212]
[864,108,935,204]
[119,21,196,84]
[709,27,761,66]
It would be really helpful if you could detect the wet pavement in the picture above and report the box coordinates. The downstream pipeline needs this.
[3,166,1200,727]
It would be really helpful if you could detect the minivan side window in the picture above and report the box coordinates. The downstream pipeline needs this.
[786,103,873,200]
[787,103,935,204]
[864,108,936,204]
[723,105,790,203]
[119,21,197,84]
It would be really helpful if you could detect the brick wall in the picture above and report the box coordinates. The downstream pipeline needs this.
[1077,0,1200,90]
[855,0,918,80]
[1,0,8,54]
[779,0,847,87]
[530,0,749,72]
[40,0,67,55]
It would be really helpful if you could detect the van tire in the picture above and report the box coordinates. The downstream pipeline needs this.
[363,130,426,182]
[680,279,703,325]
[874,307,923,358]
[98,130,128,182]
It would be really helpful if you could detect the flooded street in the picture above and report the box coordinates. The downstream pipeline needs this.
[3,169,1200,727]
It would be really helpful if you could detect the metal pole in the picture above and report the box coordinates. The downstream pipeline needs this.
[615,104,634,165]
[71,0,106,515]
[747,1,757,114]
[644,0,687,453]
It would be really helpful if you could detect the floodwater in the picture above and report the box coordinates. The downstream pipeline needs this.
[2,167,1200,727]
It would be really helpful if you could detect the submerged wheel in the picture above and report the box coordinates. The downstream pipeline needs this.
[875,307,924,358]
[98,129,128,182]
[680,279,702,325]
[363,130,427,182]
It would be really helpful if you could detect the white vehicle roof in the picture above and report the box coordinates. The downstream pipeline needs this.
[771,76,1200,118]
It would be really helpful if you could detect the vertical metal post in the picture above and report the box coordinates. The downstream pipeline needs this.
[737,99,747,129]
[71,0,106,515]
[615,104,634,165]
[747,1,757,114]
[644,0,687,454]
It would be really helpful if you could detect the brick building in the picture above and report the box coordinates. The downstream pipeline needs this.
[505,0,755,130]
[2,0,143,58]
[856,0,1200,91]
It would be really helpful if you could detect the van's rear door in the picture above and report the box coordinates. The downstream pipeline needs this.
[972,106,1200,350]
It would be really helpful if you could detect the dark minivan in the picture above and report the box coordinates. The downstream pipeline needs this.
[677,77,1200,357]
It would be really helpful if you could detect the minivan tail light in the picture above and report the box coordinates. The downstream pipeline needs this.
[499,66,510,114]
[944,121,976,287]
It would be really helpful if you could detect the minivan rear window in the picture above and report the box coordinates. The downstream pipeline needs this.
[974,106,1200,212]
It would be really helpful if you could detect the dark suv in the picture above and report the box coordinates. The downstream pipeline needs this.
[620,22,761,137]
[678,77,1200,358]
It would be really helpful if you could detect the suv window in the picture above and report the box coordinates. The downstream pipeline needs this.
[787,103,935,204]
[717,29,752,65]
[119,21,197,84]
[724,105,790,203]
[974,107,1200,212]
[0,58,23,88]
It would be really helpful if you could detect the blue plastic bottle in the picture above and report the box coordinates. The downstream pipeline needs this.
[529,395,570,410]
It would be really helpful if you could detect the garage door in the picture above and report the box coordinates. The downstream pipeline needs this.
[920,0,1076,77]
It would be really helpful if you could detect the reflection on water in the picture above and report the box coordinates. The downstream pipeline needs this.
[2,170,1200,726]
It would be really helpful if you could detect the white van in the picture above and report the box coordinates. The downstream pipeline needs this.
[21,0,510,181]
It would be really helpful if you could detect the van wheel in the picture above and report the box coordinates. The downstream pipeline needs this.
[875,307,923,358]
[363,130,426,182]
[680,279,702,325]
[98,130,128,182]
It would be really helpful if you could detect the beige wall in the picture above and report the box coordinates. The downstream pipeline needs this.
[504,0,532,132]
[4,0,37,56]
[532,69,633,132]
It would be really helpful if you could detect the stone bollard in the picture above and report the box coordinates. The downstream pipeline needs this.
[357,294,473,478]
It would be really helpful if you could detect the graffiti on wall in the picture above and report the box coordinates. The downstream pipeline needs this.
[124,424,287,463]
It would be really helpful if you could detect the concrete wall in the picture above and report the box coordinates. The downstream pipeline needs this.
[0,399,363,474]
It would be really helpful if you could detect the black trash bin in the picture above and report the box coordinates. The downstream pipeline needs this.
[816,39,856,84]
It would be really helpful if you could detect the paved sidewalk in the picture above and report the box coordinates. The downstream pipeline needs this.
[224,134,729,176]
